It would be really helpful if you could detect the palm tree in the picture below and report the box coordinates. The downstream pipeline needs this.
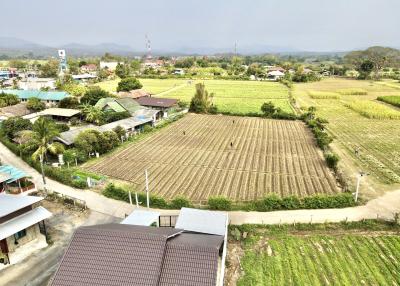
[25,117,61,185]
[80,104,104,125]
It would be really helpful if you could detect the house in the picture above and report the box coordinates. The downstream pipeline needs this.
[99,61,119,71]
[71,73,97,81]
[18,78,56,90]
[0,194,52,267]
[0,165,36,195]
[173,68,185,75]
[80,64,97,73]
[266,66,285,73]
[0,90,69,107]
[135,96,178,118]
[267,70,285,81]
[0,103,33,119]
[50,208,227,286]
[117,89,151,99]
[55,111,157,146]
[23,108,81,123]
[143,59,164,69]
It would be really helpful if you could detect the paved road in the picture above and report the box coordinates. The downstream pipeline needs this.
[1,142,399,225]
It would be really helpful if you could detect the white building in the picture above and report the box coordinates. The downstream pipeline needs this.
[267,70,285,81]
[99,61,120,71]
[18,78,56,90]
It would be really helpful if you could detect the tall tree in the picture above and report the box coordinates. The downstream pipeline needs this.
[189,83,215,113]
[80,104,104,125]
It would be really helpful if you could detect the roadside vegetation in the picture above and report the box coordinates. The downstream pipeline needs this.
[377,95,400,108]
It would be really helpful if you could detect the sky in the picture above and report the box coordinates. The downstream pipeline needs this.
[2,0,400,52]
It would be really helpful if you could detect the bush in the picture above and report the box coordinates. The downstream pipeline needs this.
[281,196,301,210]
[117,77,143,92]
[170,196,192,209]
[208,196,232,210]
[58,97,80,109]
[103,183,129,202]
[26,97,45,111]
[255,194,282,211]
[0,117,32,139]
[81,86,112,105]
[303,193,354,209]
[56,123,70,132]
[325,152,340,170]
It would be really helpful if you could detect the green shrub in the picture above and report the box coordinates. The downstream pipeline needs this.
[255,194,282,211]
[103,183,129,202]
[170,196,192,209]
[303,193,355,209]
[208,196,232,210]
[325,152,340,170]
[281,196,301,209]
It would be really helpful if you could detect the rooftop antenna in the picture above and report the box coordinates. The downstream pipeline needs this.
[145,34,152,60]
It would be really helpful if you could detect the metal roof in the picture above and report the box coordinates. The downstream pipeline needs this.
[175,208,228,236]
[0,206,52,240]
[40,108,81,117]
[95,97,143,114]
[50,224,221,286]
[135,97,178,108]
[0,89,69,101]
[121,210,160,226]
[0,193,43,218]
[0,172,12,183]
[0,165,28,184]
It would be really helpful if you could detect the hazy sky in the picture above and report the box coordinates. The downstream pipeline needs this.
[3,0,400,52]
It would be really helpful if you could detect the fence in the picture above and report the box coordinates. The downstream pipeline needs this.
[47,191,87,209]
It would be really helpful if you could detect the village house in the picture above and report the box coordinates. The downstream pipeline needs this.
[267,70,285,81]
[135,96,178,118]
[50,208,228,286]
[0,165,36,195]
[0,194,52,268]
[99,61,120,71]
[117,88,151,99]
[80,63,97,73]
[72,73,97,82]
[0,90,69,107]
[22,108,81,123]
[18,78,56,90]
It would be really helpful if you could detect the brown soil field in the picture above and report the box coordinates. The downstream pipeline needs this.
[85,114,340,202]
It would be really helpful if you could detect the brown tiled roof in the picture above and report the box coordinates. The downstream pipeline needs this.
[0,103,32,117]
[159,233,222,286]
[50,224,222,286]
[135,97,178,108]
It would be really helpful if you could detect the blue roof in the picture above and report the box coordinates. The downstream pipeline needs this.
[0,165,28,183]
[0,89,69,101]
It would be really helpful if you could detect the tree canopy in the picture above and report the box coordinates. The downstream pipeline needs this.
[26,97,45,111]
[80,86,112,105]
[189,83,217,113]
[117,77,143,92]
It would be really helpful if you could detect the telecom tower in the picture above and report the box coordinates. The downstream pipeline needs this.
[145,34,152,60]
[58,49,68,77]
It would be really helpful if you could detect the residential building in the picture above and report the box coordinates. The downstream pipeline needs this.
[80,64,97,73]
[0,90,69,107]
[0,103,33,119]
[267,70,285,81]
[23,108,81,123]
[135,96,178,118]
[0,165,36,195]
[173,68,185,75]
[0,194,52,267]
[50,208,227,286]
[72,73,97,81]
[18,78,56,90]
[117,89,151,99]
[99,61,119,71]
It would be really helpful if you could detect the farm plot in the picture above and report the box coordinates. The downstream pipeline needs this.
[85,114,339,202]
[294,78,400,185]
[95,79,293,115]
[237,233,400,286]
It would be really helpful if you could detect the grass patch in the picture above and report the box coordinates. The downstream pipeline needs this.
[345,100,400,119]
[336,88,368,95]
[308,90,340,99]
[377,95,400,108]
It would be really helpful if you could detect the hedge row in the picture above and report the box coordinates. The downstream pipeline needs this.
[103,184,356,211]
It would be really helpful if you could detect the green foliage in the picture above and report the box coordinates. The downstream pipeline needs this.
[26,97,45,111]
[189,83,216,113]
[55,123,70,132]
[80,104,104,125]
[170,196,192,209]
[261,101,276,115]
[303,193,354,209]
[115,63,131,79]
[325,152,340,170]
[81,86,112,105]
[0,117,32,139]
[58,97,80,109]
[260,101,297,120]
[100,131,120,153]
[255,194,282,211]
[336,88,368,95]
[116,77,143,92]
[281,196,301,210]
[112,125,126,139]
[345,100,400,120]
[377,95,400,108]
[0,92,19,107]
[103,111,130,123]
[74,129,120,155]
[61,84,87,97]
[39,59,59,77]
[208,196,232,210]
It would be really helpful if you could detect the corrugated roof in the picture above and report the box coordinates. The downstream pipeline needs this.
[0,165,28,184]
[175,208,228,236]
[0,194,43,218]
[0,89,69,101]
[121,210,161,226]
[135,97,178,108]
[95,97,142,114]
[0,172,12,183]
[0,103,32,117]
[0,206,52,240]
[40,108,80,117]
[50,224,222,286]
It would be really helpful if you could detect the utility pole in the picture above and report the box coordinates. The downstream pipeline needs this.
[145,169,149,209]
[39,153,47,191]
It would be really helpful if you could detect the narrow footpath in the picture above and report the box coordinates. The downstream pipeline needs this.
[1,142,399,225]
